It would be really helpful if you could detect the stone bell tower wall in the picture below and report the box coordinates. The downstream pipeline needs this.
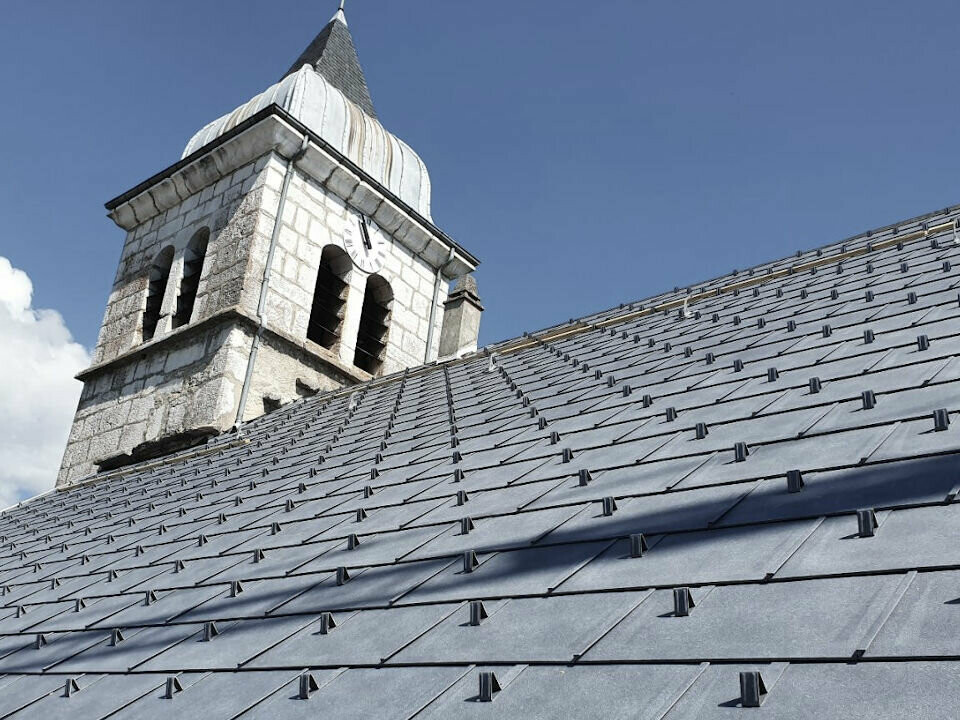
[256,161,450,381]
[57,320,251,486]
[90,156,275,368]
[57,154,278,486]
[59,113,474,487]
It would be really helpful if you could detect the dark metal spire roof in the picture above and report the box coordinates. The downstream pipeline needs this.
[282,7,377,118]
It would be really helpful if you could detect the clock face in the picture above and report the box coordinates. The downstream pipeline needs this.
[343,214,387,274]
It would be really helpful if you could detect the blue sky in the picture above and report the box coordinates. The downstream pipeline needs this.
[2,0,960,349]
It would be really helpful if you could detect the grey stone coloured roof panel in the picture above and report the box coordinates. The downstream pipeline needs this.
[112,671,299,720]
[416,664,706,720]
[3,209,960,715]
[5,672,168,719]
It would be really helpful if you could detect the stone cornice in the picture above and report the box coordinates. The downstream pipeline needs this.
[444,287,484,312]
[76,306,370,386]
[105,105,479,278]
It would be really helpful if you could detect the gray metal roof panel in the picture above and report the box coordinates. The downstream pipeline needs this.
[658,662,789,718]
[869,416,960,461]
[665,661,960,719]
[0,629,109,673]
[174,576,322,622]
[405,504,582,558]
[778,504,960,579]
[4,209,960,715]
[268,558,453,614]
[677,425,890,484]
[560,518,820,592]
[412,482,557,526]
[392,591,643,663]
[403,540,612,603]
[584,574,906,661]
[86,585,226,628]
[210,540,338,580]
[138,614,316,671]
[718,454,960,527]
[51,623,200,673]
[0,673,80,717]
[297,525,445,568]
[142,553,248,587]
[7,672,166,719]
[248,602,457,667]
[237,666,468,720]
[108,671,295,720]
[538,481,757,544]
[26,593,142,633]
[418,664,707,720]
[0,600,77,633]
[866,569,960,656]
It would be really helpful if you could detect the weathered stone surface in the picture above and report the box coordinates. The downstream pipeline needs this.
[59,318,249,483]
[61,136,473,486]
[439,274,484,360]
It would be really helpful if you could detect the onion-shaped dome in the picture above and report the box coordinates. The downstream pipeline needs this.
[181,10,432,219]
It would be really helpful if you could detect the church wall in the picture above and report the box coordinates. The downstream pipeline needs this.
[91,156,275,366]
[58,154,278,487]
[62,147,454,486]
[262,167,448,377]
[57,320,251,486]
[243,331,355,422]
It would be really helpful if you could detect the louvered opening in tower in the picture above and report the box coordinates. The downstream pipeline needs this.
[307,245,352,349]
[172,228,209,329]
[142,246,175,342]
[354,274,393,375]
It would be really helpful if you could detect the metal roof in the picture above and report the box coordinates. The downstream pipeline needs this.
[283,9,376,118]
[2,207,960,716]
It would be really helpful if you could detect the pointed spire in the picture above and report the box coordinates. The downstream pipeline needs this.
[283,3,377,117]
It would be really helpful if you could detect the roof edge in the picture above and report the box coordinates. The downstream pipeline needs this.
[486,205,960,354]
[104,104,479,269]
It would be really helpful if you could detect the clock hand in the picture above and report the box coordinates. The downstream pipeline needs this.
[359,216,373,251]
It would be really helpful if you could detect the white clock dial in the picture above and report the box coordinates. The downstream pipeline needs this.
[343,214,387,274]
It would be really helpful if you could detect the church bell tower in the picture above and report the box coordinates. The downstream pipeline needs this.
[57,5,481,485]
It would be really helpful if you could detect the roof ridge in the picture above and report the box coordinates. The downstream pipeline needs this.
[489,203,960,354]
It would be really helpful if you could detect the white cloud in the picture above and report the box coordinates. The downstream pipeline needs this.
[0,257,90,509]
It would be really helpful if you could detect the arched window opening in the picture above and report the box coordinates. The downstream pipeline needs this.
[353,274,393,375]
[307,246,351,349]
[142,246,175,342]
[173,228,209,329]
